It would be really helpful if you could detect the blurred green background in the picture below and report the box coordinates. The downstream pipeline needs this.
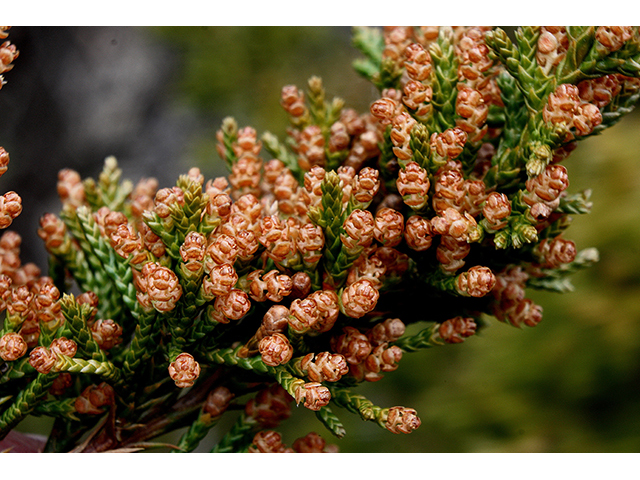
[2,26,640,452]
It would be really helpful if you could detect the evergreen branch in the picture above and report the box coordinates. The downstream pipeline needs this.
[33,397,80,421]
[172,409,224,453]
[0,373,56,440]
[328,387,388,429]
[429,28,459,131]
[53,355,122,383]
[393,323,444,352]
[315,405,346,439]
[210,412,257,453]
[58,294,108,362]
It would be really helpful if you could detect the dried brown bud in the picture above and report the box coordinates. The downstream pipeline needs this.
[245,384,293,428]
[229,154,262,199]
[456,27,493,85]
[34,282,61,324]
[432,207,479,242]
[308,289,340,334]
[296,223,324,264]
[300,351,349,383]
[436,235,470,273]
[368,318,406,346]
[259,333,294,367]
[461,180,487,217]
[281,84,307,117]
[110,223,146,264]
[180,231,206,268]
[29,346,57,374]
[77,291,99,322]
[329,121,351,152]
[0,191,22,228]
[342,278,380,318]
[298,125,325,170]
[373,246,410,277]
[13,263,42,289]
[261,305,290,336]
[56,169,85,209]
[154,187,184,218]
[206,176,231,197]
[511,298,544,328]
[538,236,577,268]
[145,263,182,312]
[340,108,366,136]
[0,274,11,309]
[91,319,123,350]
[259,215,285,245]
[456,266,496,297]
[596,26,633,52]
[248,430,289,453]
[0,39,18,73]
[7,285,33,315]
[75,382,115,414]
[373,208,404,247]
[101,210,127,239]
[294,382,331,411]
[439,316,477,343]
[292,432,328,453]
[370,97,399,125]
[263,160,286,189]
[390,112,417,161]
[341,209,375,251]
[543,84,580,125]
[0,229,20,251]
[347,251,386,287]
[352,167,380,208]
[573,102,602,136]
[50,337,77,358]
[205,192,233,226]
[483,192,511,230]
[385,406,421,434]
[262,270,293,302]
[404,215,433,251]
[397,162,430,210]
[205,234,239,268]
[168,353,201,388]
[234,229,259,261]
[363,344,403,381]
[49,373,73,396]
[288,297,322,334]
[0,332,27,361]
[537,27,568,74]
[404,42,432,81]
[203,263,238,297]
[291,271,312,299]
[433,167,466,214]
[0,147,9,178]
[130,177,158,218]
[524,164,569,209]
[578,75,622,108]
[212,288,251,323]
[204,386,234,417]
[304,166,326,201]
[330,326,372,365]
[430,127,467,160]
[138,222,166,258]
[18,317,39,349]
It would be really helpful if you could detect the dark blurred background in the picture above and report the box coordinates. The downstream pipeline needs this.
[1,26,639,453]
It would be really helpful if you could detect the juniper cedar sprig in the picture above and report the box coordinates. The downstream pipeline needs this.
[1,26,640,452]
